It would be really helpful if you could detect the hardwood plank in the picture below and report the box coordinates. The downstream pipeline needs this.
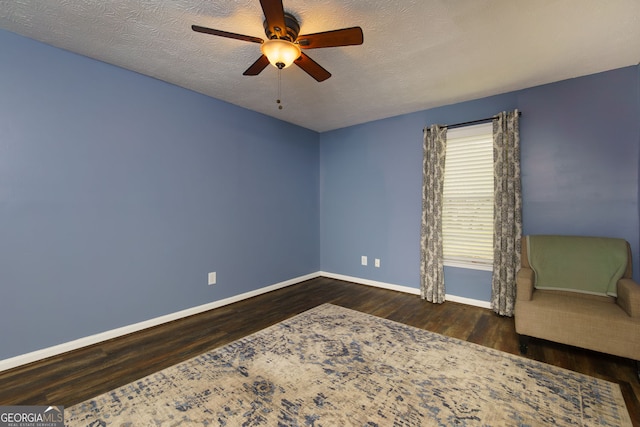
[0,277,637,425]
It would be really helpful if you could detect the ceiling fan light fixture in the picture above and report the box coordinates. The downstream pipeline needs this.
[261,39,301,69]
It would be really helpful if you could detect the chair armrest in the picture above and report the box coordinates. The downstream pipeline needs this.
[516,268,535,301]
[617,278,640,317]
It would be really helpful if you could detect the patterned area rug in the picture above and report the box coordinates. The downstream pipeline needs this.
[66,304,632,426]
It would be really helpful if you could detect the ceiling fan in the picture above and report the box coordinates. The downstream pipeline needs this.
[192,0,363,82]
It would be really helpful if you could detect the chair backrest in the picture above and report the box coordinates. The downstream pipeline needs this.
[522,235,633,297]
[522,235,632,279]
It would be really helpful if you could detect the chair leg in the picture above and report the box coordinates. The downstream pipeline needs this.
[518,335,530,355]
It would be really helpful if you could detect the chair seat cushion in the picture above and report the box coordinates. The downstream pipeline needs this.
[515,290,640,360]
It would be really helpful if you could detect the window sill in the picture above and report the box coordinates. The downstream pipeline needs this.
[444,260,493,272]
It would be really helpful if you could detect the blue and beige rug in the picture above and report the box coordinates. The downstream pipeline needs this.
[66,304,632,426]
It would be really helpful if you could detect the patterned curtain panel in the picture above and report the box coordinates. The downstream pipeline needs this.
[420,125,447,303]
[491,110,522,316]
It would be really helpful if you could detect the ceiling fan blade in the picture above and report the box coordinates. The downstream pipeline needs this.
[297,27,363,49]
[294,52,331,82]
[243,55,270,76]
[259,0,287,39]
[192,25,263,44]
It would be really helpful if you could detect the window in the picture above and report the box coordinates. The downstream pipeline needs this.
[442,123,493,271]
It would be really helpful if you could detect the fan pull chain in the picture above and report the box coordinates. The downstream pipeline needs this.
[276,68,283,110]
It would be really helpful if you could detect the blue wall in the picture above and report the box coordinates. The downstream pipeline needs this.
[0,30,320,360]
[321,66,640,301]
[2,27,639,362]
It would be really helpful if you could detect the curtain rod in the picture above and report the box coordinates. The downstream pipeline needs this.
[426,111,522,131]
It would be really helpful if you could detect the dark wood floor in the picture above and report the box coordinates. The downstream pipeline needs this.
[1,277,638,424]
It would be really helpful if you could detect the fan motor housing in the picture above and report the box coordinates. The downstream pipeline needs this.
[263,12,300,42]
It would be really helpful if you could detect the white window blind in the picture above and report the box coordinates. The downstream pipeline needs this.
[442,123,494,270]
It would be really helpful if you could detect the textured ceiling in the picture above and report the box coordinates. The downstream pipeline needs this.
[1,0,639,132]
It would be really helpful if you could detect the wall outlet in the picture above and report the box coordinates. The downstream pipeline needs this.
[361,256,368,266]
[208,272,217,286]
[375,258,380,268]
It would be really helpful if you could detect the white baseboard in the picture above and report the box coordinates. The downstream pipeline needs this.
[320,271,421,295]
[444,294,492,309]
[1,271,491,373]
[0,272,322,373]
[319,271,491,309]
